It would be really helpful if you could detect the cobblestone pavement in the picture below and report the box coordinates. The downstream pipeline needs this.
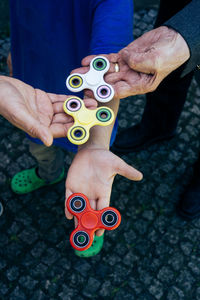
[1,8,200,300]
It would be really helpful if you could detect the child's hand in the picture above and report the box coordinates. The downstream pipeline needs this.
[65,146,143,236]
[0,76,97,146]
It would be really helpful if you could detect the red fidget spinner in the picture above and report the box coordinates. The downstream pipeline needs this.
[66,193,121,251]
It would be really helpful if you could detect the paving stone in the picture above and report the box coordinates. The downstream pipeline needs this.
[10,286,26,300]
[7,266,20,281]
[30,290,49,300]
[114,289,135,300]
[19,275,38,290]
[74,261,91,277]
[128,277,143,294]
[41,248,61,265]
[82,277,101,297]
[180,241,193,256]
[176,270,195,293]
[157,266,175,284]
[99,280,112,297]
[196,287,200,300]
[31,241,46,258]
[167,286,185,300]
[30,263,48,278]
[19,228,39,245]
[0,282,9,295]
[188,260,200,275]
[149,280,164,300]
[0,171,6,185]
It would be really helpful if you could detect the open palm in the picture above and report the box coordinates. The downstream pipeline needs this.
[0,76,96,146]
[65,147,142,235]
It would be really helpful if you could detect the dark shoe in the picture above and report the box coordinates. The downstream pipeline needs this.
[176,178,200,221]
[177,163,200,220]
[111,124,180,154]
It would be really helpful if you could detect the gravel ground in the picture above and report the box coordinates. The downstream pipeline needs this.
[0,8,200,300]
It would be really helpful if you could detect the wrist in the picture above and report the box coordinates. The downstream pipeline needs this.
[162,26,190,60]
[78,141,108,152]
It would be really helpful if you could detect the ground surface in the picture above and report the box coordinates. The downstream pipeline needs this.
[1,7,200,300]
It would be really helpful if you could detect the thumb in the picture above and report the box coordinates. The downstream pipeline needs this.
[121,48,156,74]
[32,123,53,147]
[114,156,143,181]
[14,109,53,147]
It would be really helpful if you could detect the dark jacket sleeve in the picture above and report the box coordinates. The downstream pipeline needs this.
[163,0,200,76]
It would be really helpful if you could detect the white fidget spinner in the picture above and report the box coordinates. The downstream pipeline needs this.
[66,56,114,103]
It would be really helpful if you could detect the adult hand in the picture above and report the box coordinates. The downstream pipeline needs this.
[65,146,143,236]
[105,26,190,98]
[0,76,97,146]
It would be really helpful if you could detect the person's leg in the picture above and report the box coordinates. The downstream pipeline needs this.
[177,155,200,220]
[112,0,194,154]
[11,142,65,194]
[112,70,194,153]
[29,142,64,182]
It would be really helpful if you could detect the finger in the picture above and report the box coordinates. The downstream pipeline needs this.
[81,55,96,66]
[74,217,78,228]
[71,66,89,75]
[106,53,120,63]
[121,49,156,74]
[53,102,67,114]
[113,81,133,99]
[33,124,53,147]
[84,90,95,100]
[105,72,122,84]
[89,199,97,210]
[52,113,73,124]
[65,189,73,219]
[50,123,72,138]
[14,110,54,147]
[114,156,143,181]
[48,93,71,104]
[96,229,105,236]
[84,98,98,109]
[95,193,111,237]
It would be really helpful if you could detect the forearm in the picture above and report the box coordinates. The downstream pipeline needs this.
[79,97,120,150]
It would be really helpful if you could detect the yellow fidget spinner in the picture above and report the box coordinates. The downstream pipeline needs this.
[63,96,114,145]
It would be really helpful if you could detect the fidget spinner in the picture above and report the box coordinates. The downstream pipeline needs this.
[63,96,114,145]
[66,193,121,251]
[66,56,114,103]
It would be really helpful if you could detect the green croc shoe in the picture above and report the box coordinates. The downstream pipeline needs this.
[11,167,65,194]
[74,234,104,258]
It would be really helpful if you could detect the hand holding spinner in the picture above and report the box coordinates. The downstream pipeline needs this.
[66,56,114,103]
[66,193,121,251]
[63,96,114,145]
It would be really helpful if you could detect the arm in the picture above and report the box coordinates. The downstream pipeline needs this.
[163,0,200,76]
[65,0,143,233]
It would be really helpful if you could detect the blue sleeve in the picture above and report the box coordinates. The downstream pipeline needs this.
[89,0,134,55]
